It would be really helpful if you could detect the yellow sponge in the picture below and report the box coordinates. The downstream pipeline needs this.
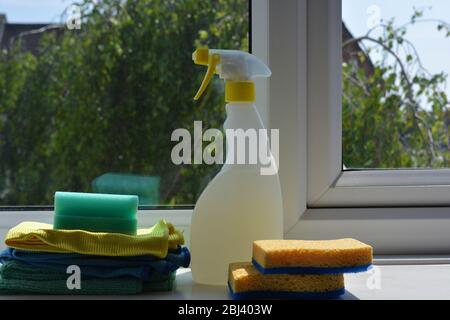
[252,239,373,274]
[228,262,345,300]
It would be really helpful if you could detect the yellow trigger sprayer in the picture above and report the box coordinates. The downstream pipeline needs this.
[192,48,272,102]
[190,48,283,286]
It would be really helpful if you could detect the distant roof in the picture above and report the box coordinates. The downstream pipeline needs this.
[342,22,375,77]
[0,14,62,55]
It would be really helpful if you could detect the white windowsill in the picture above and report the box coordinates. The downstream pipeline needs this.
[1,210,450,299]
[337,169,450,187]
[0,264,449,300]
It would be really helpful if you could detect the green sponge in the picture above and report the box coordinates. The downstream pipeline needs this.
[54,192,138,235]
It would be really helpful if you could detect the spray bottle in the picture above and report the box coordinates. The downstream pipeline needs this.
[190,48,283,285]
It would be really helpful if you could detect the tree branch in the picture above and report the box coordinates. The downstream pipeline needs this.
[343,35,438,162]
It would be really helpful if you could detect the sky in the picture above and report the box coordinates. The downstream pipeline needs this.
[0,0,449,95]
[0,0,71,24]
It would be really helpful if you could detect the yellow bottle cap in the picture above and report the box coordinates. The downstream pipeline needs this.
[225,81,255,102]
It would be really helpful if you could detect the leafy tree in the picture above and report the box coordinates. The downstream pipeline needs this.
[343,9,450,168]
[1,2,449,206]
[0,0,248,205]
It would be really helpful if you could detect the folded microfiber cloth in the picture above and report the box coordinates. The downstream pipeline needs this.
[0,261,176,295]
[4,220,184,257]
[0,246,190,280]
[0,276,143,295]
[0,276,175,295]
[0,260,173,282]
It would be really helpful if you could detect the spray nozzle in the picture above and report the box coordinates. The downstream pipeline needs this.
[192,48,271,102]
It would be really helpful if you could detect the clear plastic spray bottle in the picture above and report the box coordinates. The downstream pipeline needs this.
[190,49,283,285]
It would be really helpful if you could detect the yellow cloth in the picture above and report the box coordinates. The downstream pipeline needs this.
[4,220,184,257]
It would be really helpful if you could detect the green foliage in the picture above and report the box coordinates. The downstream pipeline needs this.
[0,0,248,205]
[2,2,449,205]
[343,11,450,169]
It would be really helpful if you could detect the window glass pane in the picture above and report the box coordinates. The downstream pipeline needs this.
[0,0,249,206]
[342,0,450,169]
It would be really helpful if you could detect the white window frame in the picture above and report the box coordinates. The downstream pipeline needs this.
[306,0,450,208]
[3,0,450,257]
[253,0,450,255]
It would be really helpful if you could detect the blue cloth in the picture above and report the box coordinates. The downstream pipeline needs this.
[252,259,372,275]
[0,247,190,281]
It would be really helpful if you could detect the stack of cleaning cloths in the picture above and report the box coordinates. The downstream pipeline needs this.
[228,239,373,300]
[0,192,190,295]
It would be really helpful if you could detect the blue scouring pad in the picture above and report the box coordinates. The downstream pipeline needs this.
[252,259,372,275]
[228,262,346,300]
[228,282,346,300]
[252,239,374,275]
